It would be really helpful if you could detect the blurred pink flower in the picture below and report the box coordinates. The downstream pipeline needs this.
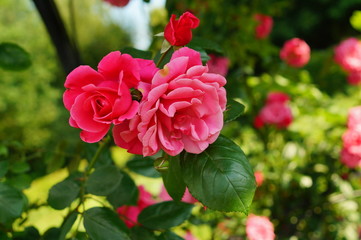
[138,47,227,156]
[254,14,273,39]
[266,92,290,104]
[104,0,130,7]
[184,231,198,240]
[254,171,264,187]
[342,128,361,155]
[280,38,310,67]
[334,37,361,73]
[347,106,361,130]
[207,54,230,77]
[347,70,361,85]
[340,148,361,168]
[159,185,198,204]
[246,214,275,240]
[117,185,155,228]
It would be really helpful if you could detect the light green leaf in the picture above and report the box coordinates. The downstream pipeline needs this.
[181,135,256,213]
[350,10,361,32]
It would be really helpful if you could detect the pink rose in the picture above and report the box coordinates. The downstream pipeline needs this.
[280,38,311,67]
[184,231,198,240]
[104,0,130,7]
[347,70,361,85]
[254,171,264,187]
[246,214,275,240]
[159,185,198,204]
[266,92,290,104]
[254,14,273,39]
[138,47,227,156]
[334,38,361,72]
[342,128,361,155]
[63,52,140,143]
[164,12,200,46]
[347,106,361,130]
[340,148,361,168]
[207,54,230,77]
[117,185,155,228]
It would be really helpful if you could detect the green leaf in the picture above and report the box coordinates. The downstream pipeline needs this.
[0,232,10,240]
[157,231,184,240]
[0,160,9,178]
[350,10,361,32]
[188,37,223,54]
[138,201,193,230]
[0,182,26,224]
[10,161,30,174]
[127,156,161,178]
[0,43,31,71]
[130,226,157,240]
[42,228,61,240]
[86,165,122,196]
[8,174,32,190]
[107,170,138,207]
[83,207,130,240]
[59,211,78,240]
[181,135,256,213]
[13,227,40,240]
[161,155,186,201]
[47,179,80,210]
[224,99,246,123]
[121,47,153,60]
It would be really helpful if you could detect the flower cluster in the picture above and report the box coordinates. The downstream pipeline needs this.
[340,106,361,168]
[280,38,311,67]
[254,14,273,39]
[246,214,275,240]
[254,92,293,129]
[103,0,130,7]
[334,37,361,85]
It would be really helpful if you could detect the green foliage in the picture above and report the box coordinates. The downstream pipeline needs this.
[138,201,194,230]
[86,165,122,196]
[181,136,256,212]
[47,179,80,210]
[126,156,161,178]
[224,99,246,123]
[0,43,31,71]
[161,155,186,201]
[0,183,26,224]
[83,207,130,240]
[59,212,78,240]
[350,10,361,32]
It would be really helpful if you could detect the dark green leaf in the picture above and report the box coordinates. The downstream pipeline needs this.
[0,160,9,178]
[42,227,61,240]
[83,207,130,240]
[13,227,40,240]
[188,37,223,54]
[138,201,193,230]
[47,179,80,210]
[161,155,186,201]
[0,232,10,240]
[126,156,161,178]
[130,226,157,240]
[157,231,184,240]
[224,99,246,123]
[121,47,153,60]
[154,49,174,69]
[10,161,30,174]
[8,174,32,190]
[59,212,78,240]
[107,170,138,207]
[181,135,256,213]
[0,182,26,223]
[86,165,122,196]
[69,232,87,240]
[84,143,112,168]
[0,43,31,71]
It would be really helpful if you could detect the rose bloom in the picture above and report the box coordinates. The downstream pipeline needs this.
[347,70,361,85]
[266,92,290,104]
[254,171,264,187]
[347,106,361,130]
[103,0,130,7]
[159,185,198,204]
[246,214,275,240]
[280,38,311,67]
[254,14,273,39]
[342,128,361,154]
[136,47,226,156]
[207,54,230,77]
[258,102,293,129]
[184,231,198,240]
[117,185,155,228]
[334,37,361,72]
[63,51,141,143]
[164,12,200,46]
[340,148,361,168]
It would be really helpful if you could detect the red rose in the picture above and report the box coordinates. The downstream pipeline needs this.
[164,12,200,46]
[254,14,273,39]
[280,38,311,68]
